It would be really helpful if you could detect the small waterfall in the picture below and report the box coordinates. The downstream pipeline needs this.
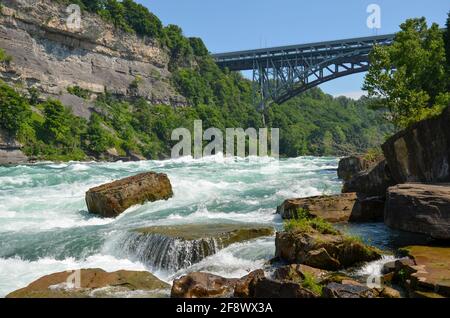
[115,232,224,272]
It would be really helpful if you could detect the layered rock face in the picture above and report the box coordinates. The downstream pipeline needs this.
[85,172,173,217]
[385,183,450,240]
[382,106,450,184]
[6,269,170,298]
[0,0,186,107]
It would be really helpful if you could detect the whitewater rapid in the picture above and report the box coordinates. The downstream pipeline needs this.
[0,155,409,297]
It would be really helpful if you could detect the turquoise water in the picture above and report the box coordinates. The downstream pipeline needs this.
[0,155,420,297]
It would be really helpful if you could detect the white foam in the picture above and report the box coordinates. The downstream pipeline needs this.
[0,255,146,298]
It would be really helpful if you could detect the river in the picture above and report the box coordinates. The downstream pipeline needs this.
[0,155,427,297]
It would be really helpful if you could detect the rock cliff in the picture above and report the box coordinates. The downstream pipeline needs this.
[0,0,187,109]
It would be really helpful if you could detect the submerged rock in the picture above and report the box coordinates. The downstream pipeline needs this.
[85,172,173,217]
[384,183,450,239]
[6,269,170,298]
[275,231,381,271]
[119,223,274,271]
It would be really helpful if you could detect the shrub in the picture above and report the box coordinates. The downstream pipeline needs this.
[0,83,31,135]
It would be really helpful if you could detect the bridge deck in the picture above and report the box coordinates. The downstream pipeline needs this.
[212,33,395,71]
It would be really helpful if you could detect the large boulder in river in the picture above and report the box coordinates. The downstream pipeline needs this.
[277,193,358,223]
[384,183,450,240]
[85,172,173,217]
[382,105,450,184]
[275,230,381,270]
[6,269,170,298]
[120,223,274,271]
[277,193,384,223]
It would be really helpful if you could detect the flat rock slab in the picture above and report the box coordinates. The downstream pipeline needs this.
[6,268,170,298]
[86,172,173,217]
[403,246,450,297]
[136,223,274,242]
[385,183,450,239]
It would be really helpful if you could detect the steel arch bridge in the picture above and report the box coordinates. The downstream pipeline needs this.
[212,33,395,109]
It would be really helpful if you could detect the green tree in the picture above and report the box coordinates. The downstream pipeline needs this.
[42,99,72,145]
[0,83,31,134]
[364,18,449,128]
[84,113,113,154]
[122,0,163,38]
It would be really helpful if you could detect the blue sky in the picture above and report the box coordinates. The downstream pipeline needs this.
[137,0,449,98]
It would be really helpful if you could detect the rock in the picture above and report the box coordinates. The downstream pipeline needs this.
[349,196,385,222]
[0,129,28,165]
[127,151,147,161]
[233,270,265,298]
[342,160,395,197]
[382,105,450,184]
[273,264,328,283]
[0,0,187,107]
[252,278,318,298]
[322,282,378,298]
[277,193,359,223]
[6,269,170,298]
[121,224,274,271]
[171,272,238,298]
[401,246,450,297]
[384,183,450,239]
[85,172,173,217]
[379,286,401,298]
[275,231,381,271]
[337,156,371,181]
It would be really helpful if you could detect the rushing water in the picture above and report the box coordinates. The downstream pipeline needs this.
[0,155,427,297]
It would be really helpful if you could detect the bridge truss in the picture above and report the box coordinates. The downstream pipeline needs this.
[213,33,395,110]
